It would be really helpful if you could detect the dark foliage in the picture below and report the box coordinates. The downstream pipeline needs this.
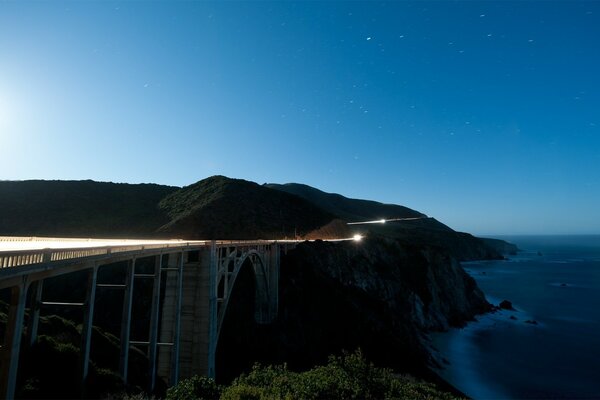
[157,176,335,239]
[171,351,463,400]
[0,180,176,237]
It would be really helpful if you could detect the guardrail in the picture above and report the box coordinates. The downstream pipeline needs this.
[0,243,200,269]
[0,237,305,270]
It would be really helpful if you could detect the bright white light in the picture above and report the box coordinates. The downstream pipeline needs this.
[353,234,363,242]
[379,219,386,224]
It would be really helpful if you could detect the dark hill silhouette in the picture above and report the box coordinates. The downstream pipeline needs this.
[265,182,508,260]
[0,177,334,240]
[0,180,176,237]
[157,176,334,239]
[0,176,514,257]
[264,183,426,221]
[265,182,453,231]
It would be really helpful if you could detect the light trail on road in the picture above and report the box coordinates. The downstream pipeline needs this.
[346,216,430,225]
[0,237,204,252]
[0,236,364,254]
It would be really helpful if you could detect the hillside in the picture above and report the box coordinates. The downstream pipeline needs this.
[264,183,427,222]
[0,177,514,260]
[157,176,335,239]
[0,177,335,240]
[0,180,176,237]
[266,182,507,260]
[0,177,513,259]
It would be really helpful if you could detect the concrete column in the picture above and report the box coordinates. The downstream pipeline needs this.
[148,254,162,392]
[268,244,280,319]
[177,244,217,380]
[80,266,98,388]
[157,253,181,385]
[170,252,184,386]
[119,259,136,384]
[0,281,29,399]
[27,279,44,347]
[207,241,218,379]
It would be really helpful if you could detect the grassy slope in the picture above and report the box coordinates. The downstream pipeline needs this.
[157,176,335,239]
[266,182,505,260]
[264,183,427,222]
[0,180,177,237]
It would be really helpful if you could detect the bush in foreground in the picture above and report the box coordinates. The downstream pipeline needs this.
[167,351,462,400]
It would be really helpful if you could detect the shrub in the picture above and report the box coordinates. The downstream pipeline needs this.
[216,350,463,400]
[166,375,221,400]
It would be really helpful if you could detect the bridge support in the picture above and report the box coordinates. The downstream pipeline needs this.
[268,244,280,320]
[147,254,163,392]
[119,259,135,384]
[174,242,281,382]
[0,281,28,400]
[164,244,218,381]
[27,280,44,347]
[157,252,185,386]
[80,266,98,389]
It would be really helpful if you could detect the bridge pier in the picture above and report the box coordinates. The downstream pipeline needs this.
[169,244,218,381]
[119,259,136,384]
[175,242,281,382]
[268,244,280,321]
[0,280,29,400]
[27,280,44,347]
[147,254,163,392]
[157,252,185,386]
[80,266,98,389]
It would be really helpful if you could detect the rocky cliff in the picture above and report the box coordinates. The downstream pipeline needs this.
[217,235,491,384]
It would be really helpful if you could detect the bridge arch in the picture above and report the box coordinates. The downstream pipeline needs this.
[216,248,272,341]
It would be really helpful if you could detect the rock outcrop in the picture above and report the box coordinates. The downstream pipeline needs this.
[499,300,516,310]
[479,238,519,256]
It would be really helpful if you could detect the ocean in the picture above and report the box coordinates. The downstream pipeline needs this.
[432,235,600,399]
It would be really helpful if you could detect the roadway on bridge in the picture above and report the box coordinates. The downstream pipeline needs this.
[0,237,206,252]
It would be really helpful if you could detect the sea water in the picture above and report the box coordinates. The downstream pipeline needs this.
[432,235,600,399]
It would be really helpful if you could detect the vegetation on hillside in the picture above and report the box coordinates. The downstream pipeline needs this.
[264,183,425,222]
[0,180,176,237]
[166,351,463,400]
[157,176,335,239]
[266,182,506,260]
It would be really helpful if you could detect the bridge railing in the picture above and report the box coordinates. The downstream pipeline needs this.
[0,243,204,269]
[0,237,304,270]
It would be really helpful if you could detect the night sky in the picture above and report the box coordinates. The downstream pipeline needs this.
[1,1,598,235]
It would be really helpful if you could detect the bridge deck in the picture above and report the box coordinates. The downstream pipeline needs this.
[0,236,313,273]
[0,236,208,251]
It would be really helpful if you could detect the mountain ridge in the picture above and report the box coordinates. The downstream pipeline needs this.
[0,175,515,257]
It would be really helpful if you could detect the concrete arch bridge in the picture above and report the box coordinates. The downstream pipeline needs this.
[0,236,292,399]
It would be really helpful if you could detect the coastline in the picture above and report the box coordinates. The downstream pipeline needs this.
[429,236,600,399]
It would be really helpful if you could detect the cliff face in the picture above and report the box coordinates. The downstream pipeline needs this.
[284,237,490,332]
[217,236,491,382]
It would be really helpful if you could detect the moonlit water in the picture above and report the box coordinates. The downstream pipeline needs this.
[433,235,600,399]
